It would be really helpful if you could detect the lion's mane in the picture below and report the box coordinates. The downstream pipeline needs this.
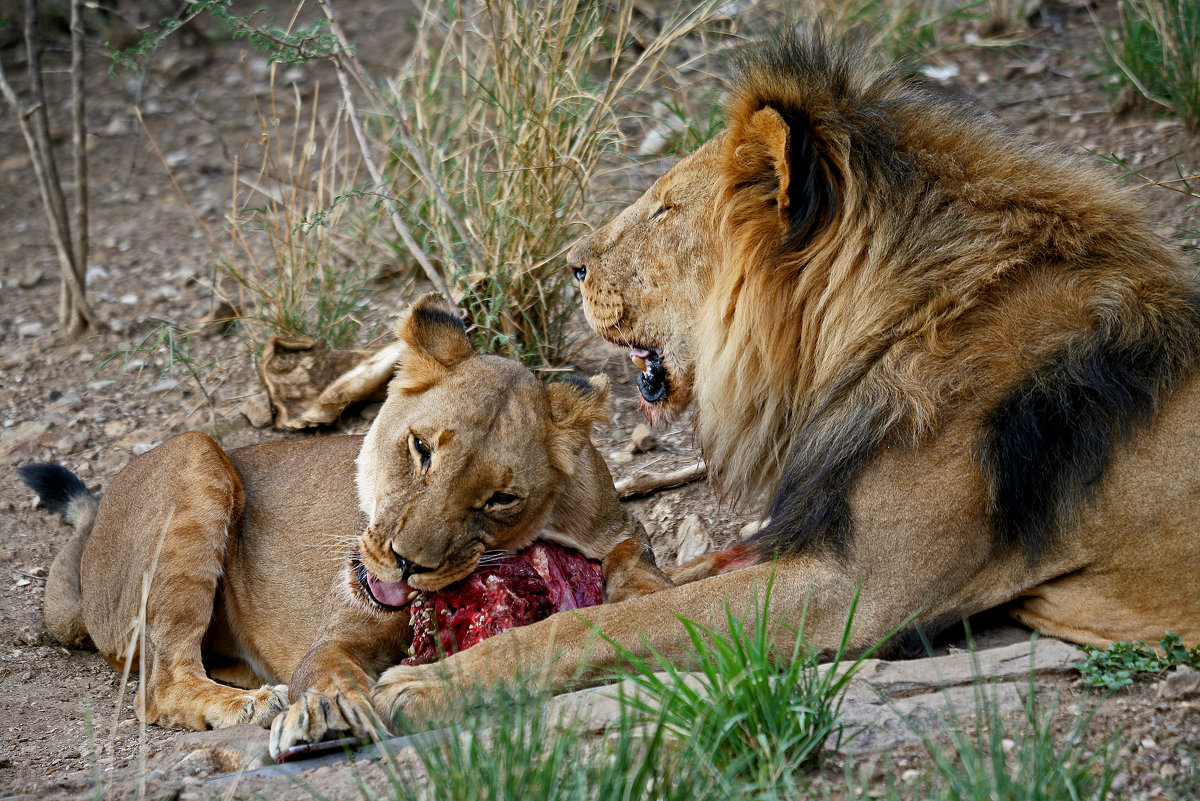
[693,33,1200,559]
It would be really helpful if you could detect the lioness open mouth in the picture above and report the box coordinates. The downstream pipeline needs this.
[630,345,669,404]
[352,555,417,610]
[402,540,602,665]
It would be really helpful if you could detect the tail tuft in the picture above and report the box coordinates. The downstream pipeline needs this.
[18,462,97,527]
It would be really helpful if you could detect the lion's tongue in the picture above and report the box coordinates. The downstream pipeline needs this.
[630,347,651,373]
[366,572,414,607]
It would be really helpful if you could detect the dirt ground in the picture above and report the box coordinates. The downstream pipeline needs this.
[1,1,1198,799]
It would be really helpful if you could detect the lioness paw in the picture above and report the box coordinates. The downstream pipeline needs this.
[371,664,450,725]
[268,688,379,760]
[197,683,288,730]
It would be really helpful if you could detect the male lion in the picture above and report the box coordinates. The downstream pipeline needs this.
[22,294,668,753]
[371,34,1200,717]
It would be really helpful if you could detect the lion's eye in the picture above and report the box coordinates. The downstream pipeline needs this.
[487,491,518,507]
[650,203,670,219]
[410,434,432,468]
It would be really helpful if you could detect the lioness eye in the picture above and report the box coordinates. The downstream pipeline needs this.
[650,204,668,219]
[487,491,517,507]
[410,434,432,469]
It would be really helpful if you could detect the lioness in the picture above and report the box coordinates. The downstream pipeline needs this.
[370,34,1200,718]
[22,294,668,752]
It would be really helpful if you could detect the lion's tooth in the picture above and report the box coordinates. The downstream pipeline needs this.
[407,590,419,602]
[631,353,647,372]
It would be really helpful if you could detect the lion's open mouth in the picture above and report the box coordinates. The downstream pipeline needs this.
[352,555,417,610]
[402,540,602,666]
[630,345,669,404]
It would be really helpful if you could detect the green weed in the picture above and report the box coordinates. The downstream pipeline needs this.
[607,583,884,793]
[1099,0,1200,131]
[1077,632,1200,692]
[914,681,1121,800]
[368,684,712,801]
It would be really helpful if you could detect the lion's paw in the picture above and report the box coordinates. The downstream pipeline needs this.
[268,688,378,760]
[371,664,450,725]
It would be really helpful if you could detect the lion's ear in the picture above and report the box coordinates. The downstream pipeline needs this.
[725,105,830,249]
[728,107,792,214]
[546,375,611,476]
[392,293,473,393]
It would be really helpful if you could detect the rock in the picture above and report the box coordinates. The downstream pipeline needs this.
[103,420,129,437]
[150,378,181,393]
[17,270,43,289]
[88,379,116,392]
[1,420,52,462]
[627,424,658,453]
[176,724,273,772]
[55,432,90,454]
[739,518,768,539]
[17,322,47,338]
[16,626,44,647]
[131,442,157,457]
[608,450,634,464]
[238,395,274,429]
[674,514,712,566]
[1160,665,1200,700]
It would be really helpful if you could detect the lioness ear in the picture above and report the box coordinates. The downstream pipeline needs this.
[392,293,473,393]
[725,104,831,250]
[546,375,610,476]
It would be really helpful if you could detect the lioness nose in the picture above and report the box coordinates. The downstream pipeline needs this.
[393,553,429,579]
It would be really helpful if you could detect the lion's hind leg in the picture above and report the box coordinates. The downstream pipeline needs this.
[89,432,286,730]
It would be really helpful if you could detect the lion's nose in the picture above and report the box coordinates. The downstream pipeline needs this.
[392,552,432,580]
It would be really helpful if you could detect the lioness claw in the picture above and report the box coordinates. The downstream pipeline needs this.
[269,688,378,761]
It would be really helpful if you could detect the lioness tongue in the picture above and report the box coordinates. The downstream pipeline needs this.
[366,572,414,607]
[630,347,651,373]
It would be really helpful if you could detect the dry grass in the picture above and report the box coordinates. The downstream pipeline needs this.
[377,0,726,366]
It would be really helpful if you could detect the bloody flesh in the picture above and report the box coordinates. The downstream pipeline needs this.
[403,541,602,665]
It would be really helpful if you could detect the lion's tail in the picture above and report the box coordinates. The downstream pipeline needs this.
[18,463,97,648]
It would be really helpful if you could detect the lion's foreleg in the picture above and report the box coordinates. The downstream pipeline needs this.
[371,558,871,721]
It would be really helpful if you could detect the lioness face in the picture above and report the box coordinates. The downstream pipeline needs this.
[352,295,607,608]
[566,138,726,421]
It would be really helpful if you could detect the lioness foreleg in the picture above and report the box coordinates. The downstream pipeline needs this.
[90,433,287,729]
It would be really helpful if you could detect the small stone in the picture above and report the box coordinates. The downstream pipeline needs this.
[900,769,920,783]
[87,379,116,392]
[150,378,181,393]
[609,451,634,464]
[103,420,129,437]
[119,293,139,305]
[1160,665,1200,700]
[739,518,768,539]
[17,322,46,338]
[238,395,274,429]
[131,442,157,457]
[17,270,43,289]
[17,626,43,647]
[674,513,712,566]
[627,424,658,453]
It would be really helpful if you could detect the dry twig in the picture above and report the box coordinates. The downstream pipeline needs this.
[616,461,708,499]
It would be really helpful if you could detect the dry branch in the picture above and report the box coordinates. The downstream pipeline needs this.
[0,0,97,340]
[616,461,708,499]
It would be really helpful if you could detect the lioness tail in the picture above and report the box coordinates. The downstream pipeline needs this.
[18,462,97,648]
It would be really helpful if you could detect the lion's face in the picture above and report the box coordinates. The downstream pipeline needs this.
[566,138,726,421]
[351,295,608,608]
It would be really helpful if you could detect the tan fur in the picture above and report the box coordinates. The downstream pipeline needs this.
[370,36,1200,721]
[35,294,668,751]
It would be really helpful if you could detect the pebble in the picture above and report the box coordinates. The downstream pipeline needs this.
[1160,665,1200,700]
[17,322,46,338]
[627,423,658,453]
[131,442,157,457]
[88,379,116,392]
